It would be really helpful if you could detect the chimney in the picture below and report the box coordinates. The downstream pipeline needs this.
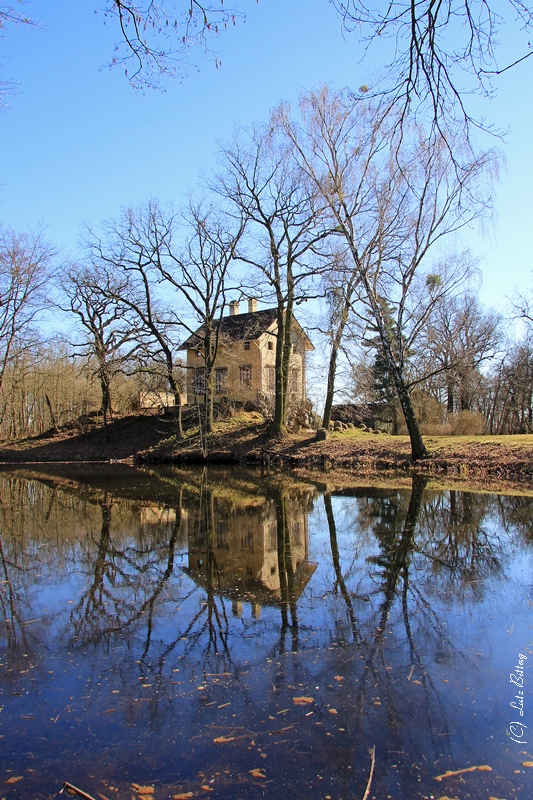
[229,300,240,316]
[248,297,258,313]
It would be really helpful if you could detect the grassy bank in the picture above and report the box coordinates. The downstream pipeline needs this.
[0,411,532,485]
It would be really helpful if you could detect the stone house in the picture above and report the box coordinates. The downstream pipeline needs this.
[180,299,314,407]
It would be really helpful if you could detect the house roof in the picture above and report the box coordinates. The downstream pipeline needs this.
[179,308,314,350]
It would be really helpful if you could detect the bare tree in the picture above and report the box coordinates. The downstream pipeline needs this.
[0,3,38,107]
[320,258,361,431]
[0,225,55,396]
[485,338,533,433]
[280,86,499,459]
[0,2,246,103]
[156,199,244,438]
[60,261,142,432]
[414,292,502,413]
[331,0,533,136]
[101,1,246,90]
[216,125,330,437]
[85,201,186,436]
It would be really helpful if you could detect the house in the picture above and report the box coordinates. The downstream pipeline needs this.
[180,299,314,407]
[138,391,176,411]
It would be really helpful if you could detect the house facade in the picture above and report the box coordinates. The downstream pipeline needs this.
[180,299,314,407]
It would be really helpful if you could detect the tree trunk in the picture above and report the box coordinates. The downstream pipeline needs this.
[324,492,357,640]
[322,307,349,430]
[270,306,291,437]
[45,393,59,434]
[395,378,428,460]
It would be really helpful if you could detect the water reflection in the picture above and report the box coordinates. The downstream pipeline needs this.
[0,466,532,800]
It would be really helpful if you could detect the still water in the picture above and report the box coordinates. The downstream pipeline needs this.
[0,465,532,799]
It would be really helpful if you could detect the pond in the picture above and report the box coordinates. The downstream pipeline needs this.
[0,465,532,800]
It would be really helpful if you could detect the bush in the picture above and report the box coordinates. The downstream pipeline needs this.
[452,410,485,435]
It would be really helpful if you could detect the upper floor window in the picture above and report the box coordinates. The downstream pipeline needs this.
[267,340,273,350]
[240,365,252,387]
[244,341,251,350]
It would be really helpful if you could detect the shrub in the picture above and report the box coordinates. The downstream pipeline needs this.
[452,410,485,435]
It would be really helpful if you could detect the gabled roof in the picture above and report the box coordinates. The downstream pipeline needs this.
[180,308,314,350]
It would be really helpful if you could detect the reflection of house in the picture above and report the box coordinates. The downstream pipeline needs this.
[179,299,314,406]
[184,491,316,614]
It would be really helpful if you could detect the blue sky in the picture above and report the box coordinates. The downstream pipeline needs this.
[0,0,531,316]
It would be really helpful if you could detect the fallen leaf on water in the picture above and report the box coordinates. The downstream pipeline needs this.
[333,676,344,681]
[488,796,508,800]
[412,680,422,685]
[292,696,314,705]
[522,761,533,767]
[200,786,213,792]
[249,769,266,779]
[172,794,194,800]
[5,777,23,784]
[213,736,234,743]
[132,786,154,795]
[477,765,492,772]
[328,709,338,715]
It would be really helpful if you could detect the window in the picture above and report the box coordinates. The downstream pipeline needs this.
[193,368,205,396]
[244,341,251,350]
[290,369,300,393]
[267,340,273,350]
[195,350,202,358]
[267,367,275,393]
[240,365,252,387]
[215,367,227,395]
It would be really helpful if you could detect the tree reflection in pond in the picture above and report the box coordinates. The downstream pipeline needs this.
[0,466,531,800]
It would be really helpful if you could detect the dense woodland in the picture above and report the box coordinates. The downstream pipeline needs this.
[0,86,532,456]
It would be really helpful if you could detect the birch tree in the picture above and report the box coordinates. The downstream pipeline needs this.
[280,86,499,459]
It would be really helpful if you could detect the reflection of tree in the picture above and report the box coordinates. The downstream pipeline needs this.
[187,472,232,662]
[496,494,533,543]
[324,492,358,642]
[345,477,461,763]
[0,476,51,657]
[270,484,299,654]
[70,491,185,657]
[337,477,511,768]
[0,534,32,653]
[182,472,316,661]
[415,490,503,589]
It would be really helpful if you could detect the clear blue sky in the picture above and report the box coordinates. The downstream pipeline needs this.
[0,0,531,315]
